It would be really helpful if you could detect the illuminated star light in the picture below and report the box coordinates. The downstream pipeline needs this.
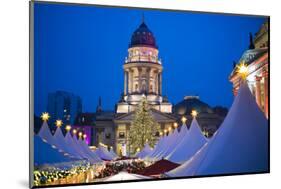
[55,120,63,127]
[181,116,187,124]
[237,62,249,80]
[41,112,50,122]
[191,110,198,118]
[65,125,71,132]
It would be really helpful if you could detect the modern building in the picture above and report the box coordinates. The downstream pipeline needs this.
[47,91,82,128]
[229,21,269,118]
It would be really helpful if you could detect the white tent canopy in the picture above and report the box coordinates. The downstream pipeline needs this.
[166,118,207,164]
[104,171,151,181]
[95,145,115,160]
[109,148,118,159]
[166,82,269,177]
[136,143,152,158]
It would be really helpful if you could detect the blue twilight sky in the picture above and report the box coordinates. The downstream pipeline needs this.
[34,2,266,115]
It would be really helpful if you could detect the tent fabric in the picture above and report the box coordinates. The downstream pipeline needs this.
[166,118,207,164]
[53,127,82,159]
[136,159,180,177]
[166,82,269,177]
[78,139,103,163]
[109,148,118,159]
[136,143,153,159]
[95,145,115,161]
[34,135,76,165]
[38,122,55,145]
[104,171,151,181]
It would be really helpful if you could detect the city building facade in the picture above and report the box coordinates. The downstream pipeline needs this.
[229,21,269,118]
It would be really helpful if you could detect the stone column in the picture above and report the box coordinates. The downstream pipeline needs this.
[154,72,158,95]
[128,69,133,94]
[138,68,142,93]
[263,72,268,118]
[146,68,151,94]
[255,76,262,108]
[124,70,127,95]
[158,73,162,95]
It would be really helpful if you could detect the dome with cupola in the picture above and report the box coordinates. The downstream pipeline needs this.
[129,21,157,48]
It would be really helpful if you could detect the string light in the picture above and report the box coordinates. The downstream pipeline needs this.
[173,122,178,128]
[168,127,172,131]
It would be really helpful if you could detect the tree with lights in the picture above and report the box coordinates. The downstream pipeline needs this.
[128,97,160,154]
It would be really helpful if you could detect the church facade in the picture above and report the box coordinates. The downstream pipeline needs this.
[73,19,227,156]
[114,20,177,156]
[229,21,268,118]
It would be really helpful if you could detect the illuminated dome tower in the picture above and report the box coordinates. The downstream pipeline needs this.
[116,19,172,113]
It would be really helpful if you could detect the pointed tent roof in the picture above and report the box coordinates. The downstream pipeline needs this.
[34,135,76,165]
[53,127,81,158]
[166,118,207,164]
[144,136,164,159]
[154,129,179,159]
[136,143,153,158]
[65,132,85,159]
[166,82,268,177]
[95,145,115,160]
[38,121,55,144]
[109,148,118,159]
[78,139,103,163]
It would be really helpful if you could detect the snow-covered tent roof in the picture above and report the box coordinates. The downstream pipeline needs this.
[95,145,115,160]
[104,171,151,181]
[166,118,207,164]
[136,143,153,158]
[34,135,77,165]
[166,82,269,177]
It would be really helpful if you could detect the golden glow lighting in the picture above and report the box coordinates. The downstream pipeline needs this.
[237,62,249,80]
[168,127,172,131]
[65,125,71,131]
[136,148,140,152]
[191,110,198,118]
[164,129,167,133]
[72,129,77,134]
[83,134,87,139]
[173,122,178,128]
[55,120,63,127]
[160,132,163,136]
[78,132,83,138]
[181,116,187,124]
[41,112,50,122]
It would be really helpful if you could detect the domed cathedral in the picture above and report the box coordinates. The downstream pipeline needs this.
[114,18,177,156]
[116,18,172,113]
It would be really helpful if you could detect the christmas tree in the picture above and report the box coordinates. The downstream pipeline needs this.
[129,97,160,154]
